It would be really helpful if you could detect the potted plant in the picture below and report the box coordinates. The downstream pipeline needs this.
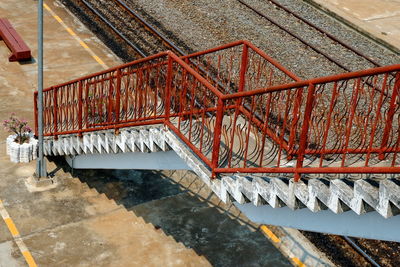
[4,113,37,163]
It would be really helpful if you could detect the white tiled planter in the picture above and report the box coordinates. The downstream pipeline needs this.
[6,134,38,163]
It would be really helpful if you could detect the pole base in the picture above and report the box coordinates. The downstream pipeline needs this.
[25,175,58,192]
[35,157,47,178]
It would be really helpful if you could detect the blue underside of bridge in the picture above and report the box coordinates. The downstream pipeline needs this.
[235,202,400,242]
[65,150,191,170]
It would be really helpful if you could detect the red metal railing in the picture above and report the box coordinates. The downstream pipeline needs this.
[216,65,400,181]
[34,41,400,181]
[182,40,300,94]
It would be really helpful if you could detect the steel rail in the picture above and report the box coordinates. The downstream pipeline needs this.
[238,0,369,72]
[80,0,222,118]
[82,0,301,100]
[82,0,187,57]
[114,0,187,56]
[80,0,147,57]
[113,0,233,103]
[263,0,382,67]
[343,236,381,267]
[88,0,253,117]
[111,0,229,94]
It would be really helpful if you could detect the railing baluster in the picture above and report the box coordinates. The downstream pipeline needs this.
[124,71,130,121]
[78,80,83,137]
[258,93,273,167]
[288,87,303,158]
[164,55,174,122]
[177,64,187,130]
[277,90,293,166]
[380,73,400,159]
[341,78,362,167]
[53,87,58,139]
[224,44,249,168]
[295,84,315,182]
[107,74,114,123]
[319,82,338,167]
[243,96,256,168]
[211,98,225,178]
[153,66,159,119]
[85,82,89,128]
[115,69,121,124]
[238,43,249,92]
[366,75,387,166]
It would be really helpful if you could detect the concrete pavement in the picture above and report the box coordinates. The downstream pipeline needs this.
[309,0,400,51]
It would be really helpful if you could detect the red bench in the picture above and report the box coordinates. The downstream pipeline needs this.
[0,18,31,62]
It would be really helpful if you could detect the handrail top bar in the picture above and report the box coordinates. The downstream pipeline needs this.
[223,64,400,100]
[37,40,249,93]
[180,40,245,59]
[34,40,300,95]
[33,40,399,101]
[36,51,170,93]
[181,40,301,82]
[34,50,224,98]
[242,40,301,82]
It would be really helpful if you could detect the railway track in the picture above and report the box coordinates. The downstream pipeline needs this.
[60,0,399,266]
[81,0,187,58]
[343,236,381,267]
[81,0,169,58]
[302,230,399,267]
[237,0,383,71]
[81,0,146,57]
[62,0,191,61]
[236,0,399,75]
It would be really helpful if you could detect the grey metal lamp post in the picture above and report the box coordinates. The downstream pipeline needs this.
[36,0,47,178]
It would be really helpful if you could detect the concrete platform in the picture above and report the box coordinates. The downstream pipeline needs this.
[0,0,333,266]
[0,0,119,137]
[308,0,400,51]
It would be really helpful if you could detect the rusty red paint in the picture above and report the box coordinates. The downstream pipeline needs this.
[33,41,400,181]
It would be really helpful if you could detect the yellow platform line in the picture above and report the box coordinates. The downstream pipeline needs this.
[0,200,38,267]
[260,225,307,267]
[43,3,108,69]
[292,257,306,267]
[260,225,280,243]
[22,251,38,267]
[4,218,20,236]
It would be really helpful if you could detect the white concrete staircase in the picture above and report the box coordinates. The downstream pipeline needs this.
[43,125,400,218]
[43,125,400,241]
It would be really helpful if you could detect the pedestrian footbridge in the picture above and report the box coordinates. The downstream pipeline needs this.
[35,41,400,242]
